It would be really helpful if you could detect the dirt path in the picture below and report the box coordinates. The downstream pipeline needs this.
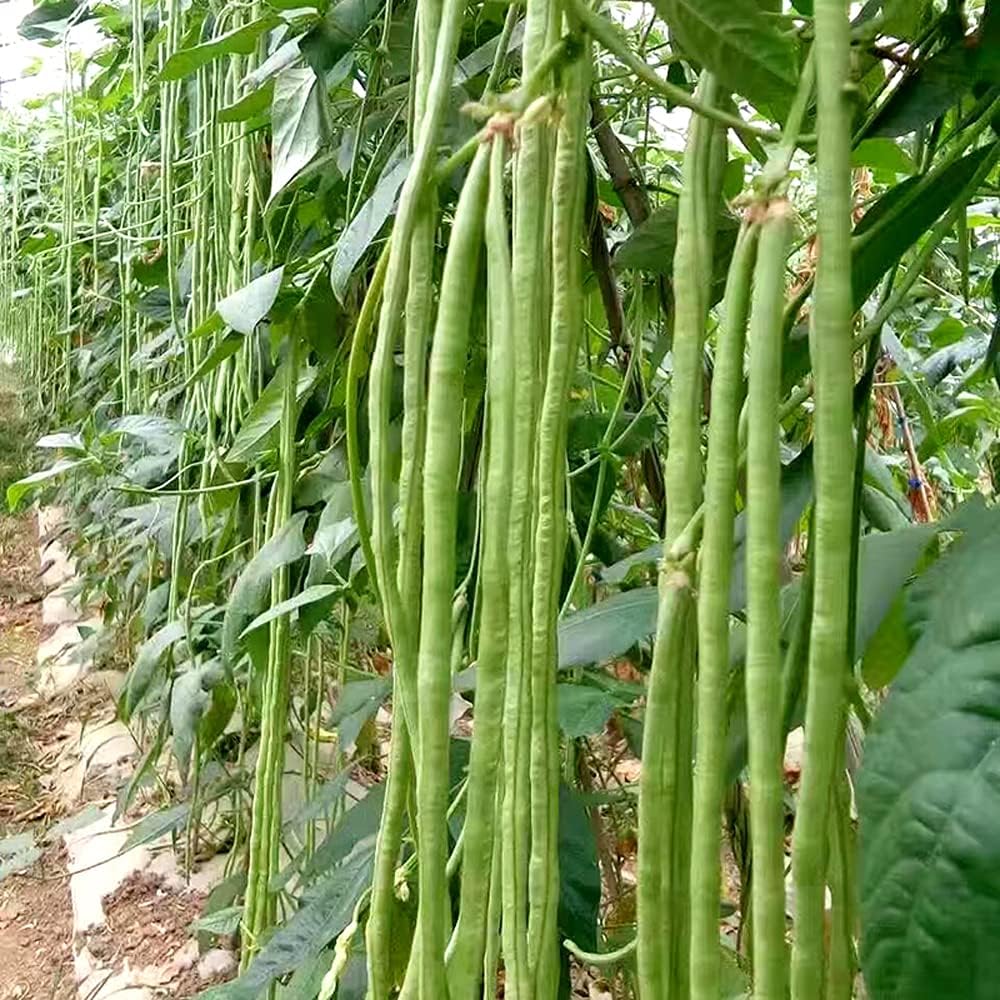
[0,462,78,999]
[0,373,236,1000]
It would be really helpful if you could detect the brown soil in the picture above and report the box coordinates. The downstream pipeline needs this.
[0,844,77,1000]
[0,498,78,1000]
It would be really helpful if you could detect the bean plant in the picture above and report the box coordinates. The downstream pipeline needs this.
[3,0,1000,998]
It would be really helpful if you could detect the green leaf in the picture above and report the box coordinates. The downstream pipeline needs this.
[652,0,798,106]
[328,677,391,749]
[858,526,1000,999]
[854,523,935,658]
[556,684,624,738]
[269,67,326,205]
[227,364,319,464]
[7,457,93,511]
[187,332,245,385]
[221,511,308,666]
[170,662,224,781]
[36,431,85,452]
[243,39,302,90]
[285,771,351,829]
[567,411,657,458]
[851,138,915,176]
[557,785,601,953]
[123,620,186,719]
[216,267,284,334]
[120,802,191,853]
[869,45,976,138]
[218,81,275,123]
[852,146,995,309]
[861,592,911,688]
[558,588,658,668]
[613,199,739,305]
[160,16,281,81]
[299,0,382,74]
[307,481,358,576]
[18,0,88,41]
[239,584,341,638]
[299,783,385,882]
[109,414,185,448]
[201,842,374,1000]
[329,154,411,303]
[192,905,244,936]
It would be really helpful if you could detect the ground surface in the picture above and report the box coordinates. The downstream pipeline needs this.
[0,377,229,1000]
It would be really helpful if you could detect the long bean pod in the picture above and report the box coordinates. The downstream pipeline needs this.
[790,0,856,995]
[688,221,759,999]
[413,143,491,999]
[745,201,793,1000]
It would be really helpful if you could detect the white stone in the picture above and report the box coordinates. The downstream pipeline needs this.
[197,948,237,982]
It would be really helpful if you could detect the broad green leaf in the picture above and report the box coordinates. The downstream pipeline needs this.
[221,511,308,665]
[557,785,601,953]
[227,364,319,464]
[653,0,798,106]
[120,802,191,853]
[558,588,658,668]
[556,684,625,738]
[854,523,936,657]
[300,784,384,882]
[201,841,374,1000]
[307,482,358,570]
[851,138,915,176]
[328,676,391,749]
[329,154,411,303]
[160,16,281,81]
[869,44,977,138]
[18,0,88,41]
[217,81,275,123]
[852,146,995,309]
[123,619,186,719]
[170,662,224,781]
[861,592,911,688]
[7,457,93,511]
[186,332,245,385]
[216,267,284,334]
[36,431,85,452]
[110,413,185,447]
[858,526,1000,999]
[269,67,326,204]
[613,199,739,305]
[192,905,243,936]
[567,411,657,458]
[453,18,524,83]
[243,39,301,90]
[299,0,382,74]
[239,584,340,638]
[284,770,351,829]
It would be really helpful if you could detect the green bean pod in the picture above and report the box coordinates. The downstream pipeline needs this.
[446,132,514,999]
[790,0,856,995]
[689,220,759,1000]
[526,42,592,999]
[637,72,720,1000]
[745,200,792,1000]
[413,143,491,999]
